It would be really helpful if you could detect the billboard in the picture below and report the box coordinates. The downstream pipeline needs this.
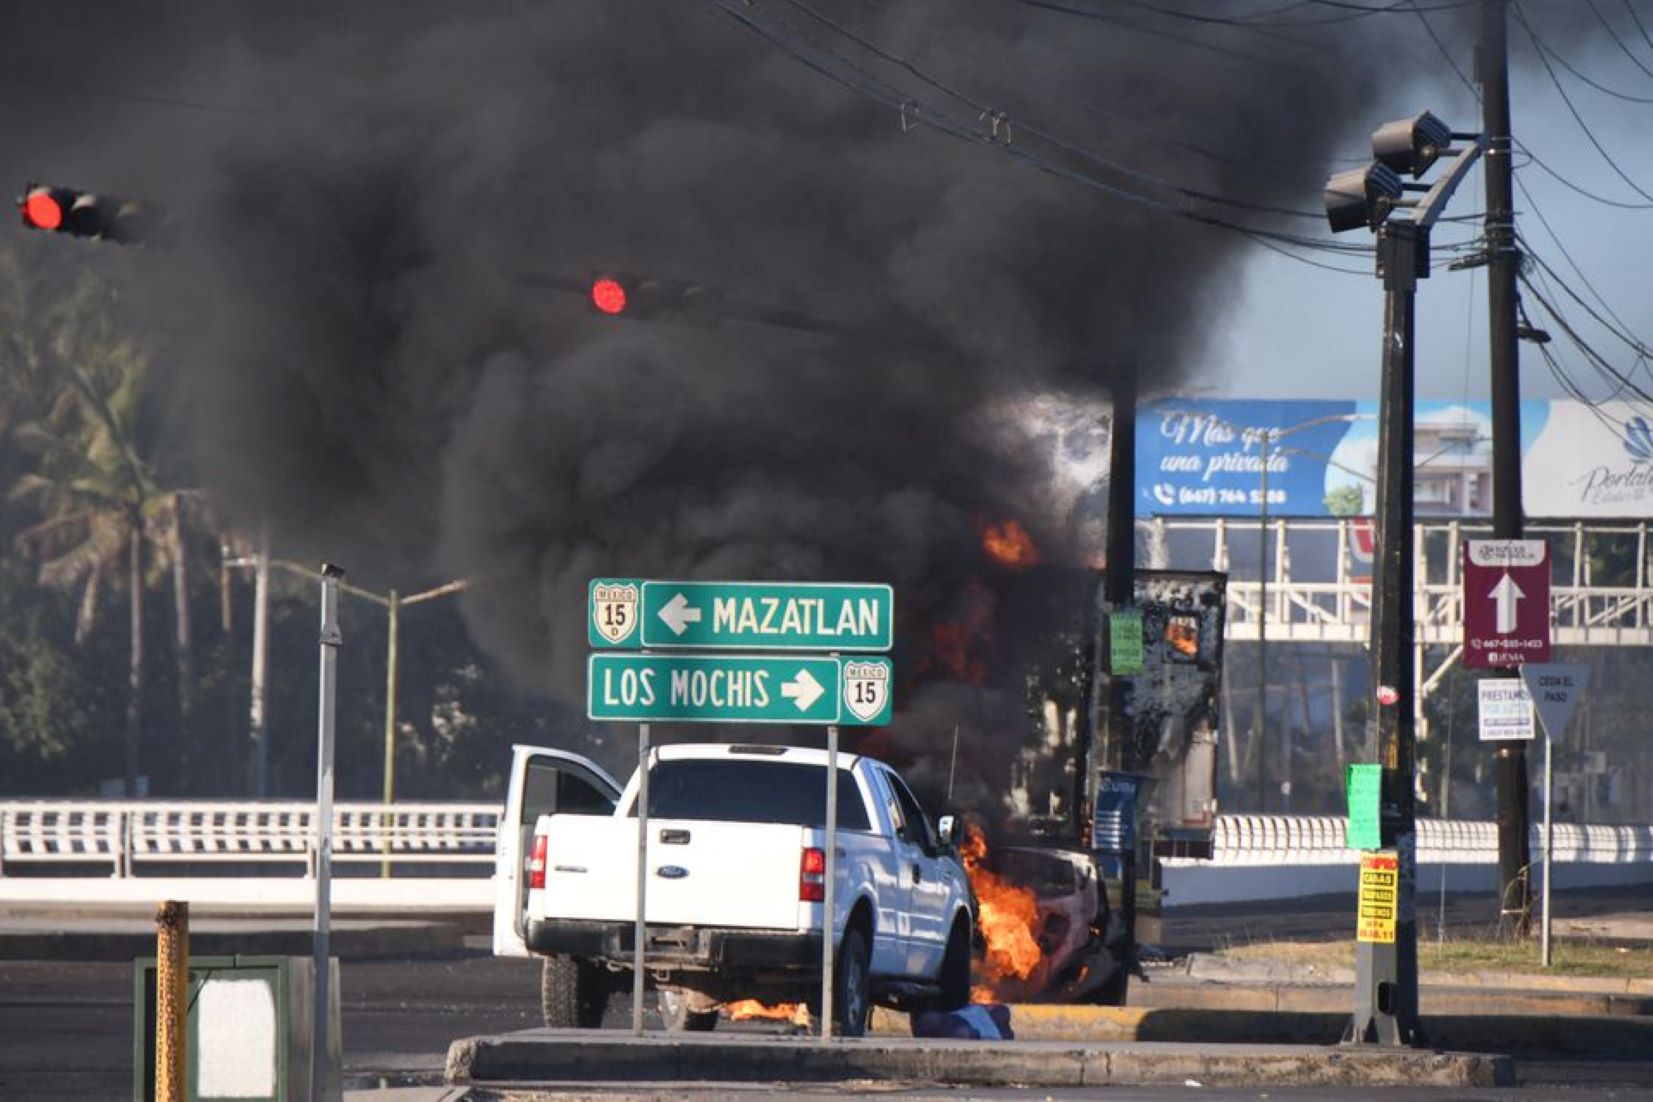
[1135,398,1648,519]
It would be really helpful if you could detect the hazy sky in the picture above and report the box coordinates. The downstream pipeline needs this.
[1199,6,1653,405]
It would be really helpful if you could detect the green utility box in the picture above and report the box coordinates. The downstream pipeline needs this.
[134,954,340,1102]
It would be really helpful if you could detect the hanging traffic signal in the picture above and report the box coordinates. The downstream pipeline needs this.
[587,272,723,325]
[17,184,165,245]
[590,275,629,315]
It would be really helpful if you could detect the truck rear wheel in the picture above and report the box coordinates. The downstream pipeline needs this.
[540,954,609,1029]
[834,928,871,1037]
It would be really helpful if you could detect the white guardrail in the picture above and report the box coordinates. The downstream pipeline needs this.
[0,800,498,878]
[1,802,1648,908]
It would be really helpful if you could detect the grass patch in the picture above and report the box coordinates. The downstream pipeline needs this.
[1217,937,1653,979]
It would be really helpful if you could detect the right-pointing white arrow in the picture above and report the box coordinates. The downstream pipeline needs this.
[658,592,703,636]
[1490,572,1525,634]
[781,669,825,712]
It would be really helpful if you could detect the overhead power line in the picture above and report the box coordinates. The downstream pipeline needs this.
[1513,1,1653,204]
[708,0,1380,273]
[1408,0,1653,209]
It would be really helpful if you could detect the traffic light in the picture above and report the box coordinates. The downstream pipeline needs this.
[17,184,165,245]
[587,272,723,324]
[1322,163,1402,234]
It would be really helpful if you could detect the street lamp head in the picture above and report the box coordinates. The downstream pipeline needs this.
[1371,111,1452,178]
[1323,162,1403,233]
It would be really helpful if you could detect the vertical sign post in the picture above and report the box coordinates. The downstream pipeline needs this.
[632,724,650,1035]
[313,564,344,1102]
[821,713,838,1039]
[1520,663,1588,968]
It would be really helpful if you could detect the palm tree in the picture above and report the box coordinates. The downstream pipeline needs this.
[7,264,201,795]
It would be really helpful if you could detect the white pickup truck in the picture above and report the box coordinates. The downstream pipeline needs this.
[493,742,976,1036]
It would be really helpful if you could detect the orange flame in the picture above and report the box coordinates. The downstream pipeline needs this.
[980,519,1040,571]
[958,821,1041,1000]
[725,999,809,1026]
[921,578,994,685]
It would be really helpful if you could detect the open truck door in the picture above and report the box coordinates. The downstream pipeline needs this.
[492,744,622,957]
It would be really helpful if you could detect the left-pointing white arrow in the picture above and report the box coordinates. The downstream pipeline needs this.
[781,669,825,711]
[658,592,703,636]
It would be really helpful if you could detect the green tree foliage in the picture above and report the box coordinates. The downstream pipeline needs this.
[0,241,602,800]
[1323,484,1365,517]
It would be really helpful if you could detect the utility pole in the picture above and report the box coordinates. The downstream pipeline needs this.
[1481,0,1533,937]
[1100,367,1138,1002]
[1351,219,1424,1046]
[1324,108,1484,1048]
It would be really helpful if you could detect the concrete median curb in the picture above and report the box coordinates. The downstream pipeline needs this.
[1132,976,1653,1017]
[1181,951,1653,996]
[871,1002,1653,1054]
[444,1031,1512,1090]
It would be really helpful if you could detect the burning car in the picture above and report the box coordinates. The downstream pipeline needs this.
[960,820,1128,1005]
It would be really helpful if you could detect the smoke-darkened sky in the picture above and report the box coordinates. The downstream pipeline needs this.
[0,1,1401,701]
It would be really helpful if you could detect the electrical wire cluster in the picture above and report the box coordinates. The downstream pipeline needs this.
[706,0,1414,275]
[709,0,1652,415]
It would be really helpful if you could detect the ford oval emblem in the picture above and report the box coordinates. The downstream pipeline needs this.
[656,865,689,879]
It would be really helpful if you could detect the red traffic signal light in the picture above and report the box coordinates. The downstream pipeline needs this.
[590,276,629,315]
[17,183,164,245]
[587,272,722,325]
[21,187,67,230]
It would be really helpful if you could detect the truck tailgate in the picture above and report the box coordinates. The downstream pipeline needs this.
[539,815,808,930]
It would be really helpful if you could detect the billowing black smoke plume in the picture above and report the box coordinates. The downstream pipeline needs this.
[1,2,1411,781]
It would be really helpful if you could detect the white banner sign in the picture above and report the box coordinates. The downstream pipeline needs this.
[1478,679,1535,741]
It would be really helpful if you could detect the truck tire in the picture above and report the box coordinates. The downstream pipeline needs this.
[934,915,972,1011]
[540,954,608,1029]
[834,927,872,1037]
[658,988,719,1033]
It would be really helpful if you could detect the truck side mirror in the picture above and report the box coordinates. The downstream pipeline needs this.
[936,815,957,848]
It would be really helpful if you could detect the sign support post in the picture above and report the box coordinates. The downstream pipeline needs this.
[1519,662,1588,968]
[821,713,838,1040]
[1541,728,1554,968]
[632,723,650,1035]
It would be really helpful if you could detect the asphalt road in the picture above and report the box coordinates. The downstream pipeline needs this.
[6,953,1653,1099]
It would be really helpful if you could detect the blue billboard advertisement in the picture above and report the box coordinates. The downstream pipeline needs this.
[1137,398,1565,517]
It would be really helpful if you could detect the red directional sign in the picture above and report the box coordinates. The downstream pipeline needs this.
[1463,539,1551,669]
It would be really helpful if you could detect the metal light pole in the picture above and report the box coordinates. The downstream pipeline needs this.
[1256,430,1269,812]
[250,521,271,797]
[1325,112,1484,1048]
[312,563,344,1102]
[259,560,466,873]
[1356,216,1424,1045]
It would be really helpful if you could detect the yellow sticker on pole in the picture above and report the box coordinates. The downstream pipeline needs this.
[1356,851,1399,944]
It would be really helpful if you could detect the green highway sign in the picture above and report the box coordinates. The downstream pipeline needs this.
[588,579,893,652]
[587,652,893,726]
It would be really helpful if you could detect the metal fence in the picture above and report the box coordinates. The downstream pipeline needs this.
[3,800,1648,881]
[0,800,498,878]
[1171,814,1653,868]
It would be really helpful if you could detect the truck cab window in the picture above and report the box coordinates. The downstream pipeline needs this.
[886,772,938,855]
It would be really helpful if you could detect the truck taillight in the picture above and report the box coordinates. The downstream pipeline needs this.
[799,846,825,903]
[529,833,548,891]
